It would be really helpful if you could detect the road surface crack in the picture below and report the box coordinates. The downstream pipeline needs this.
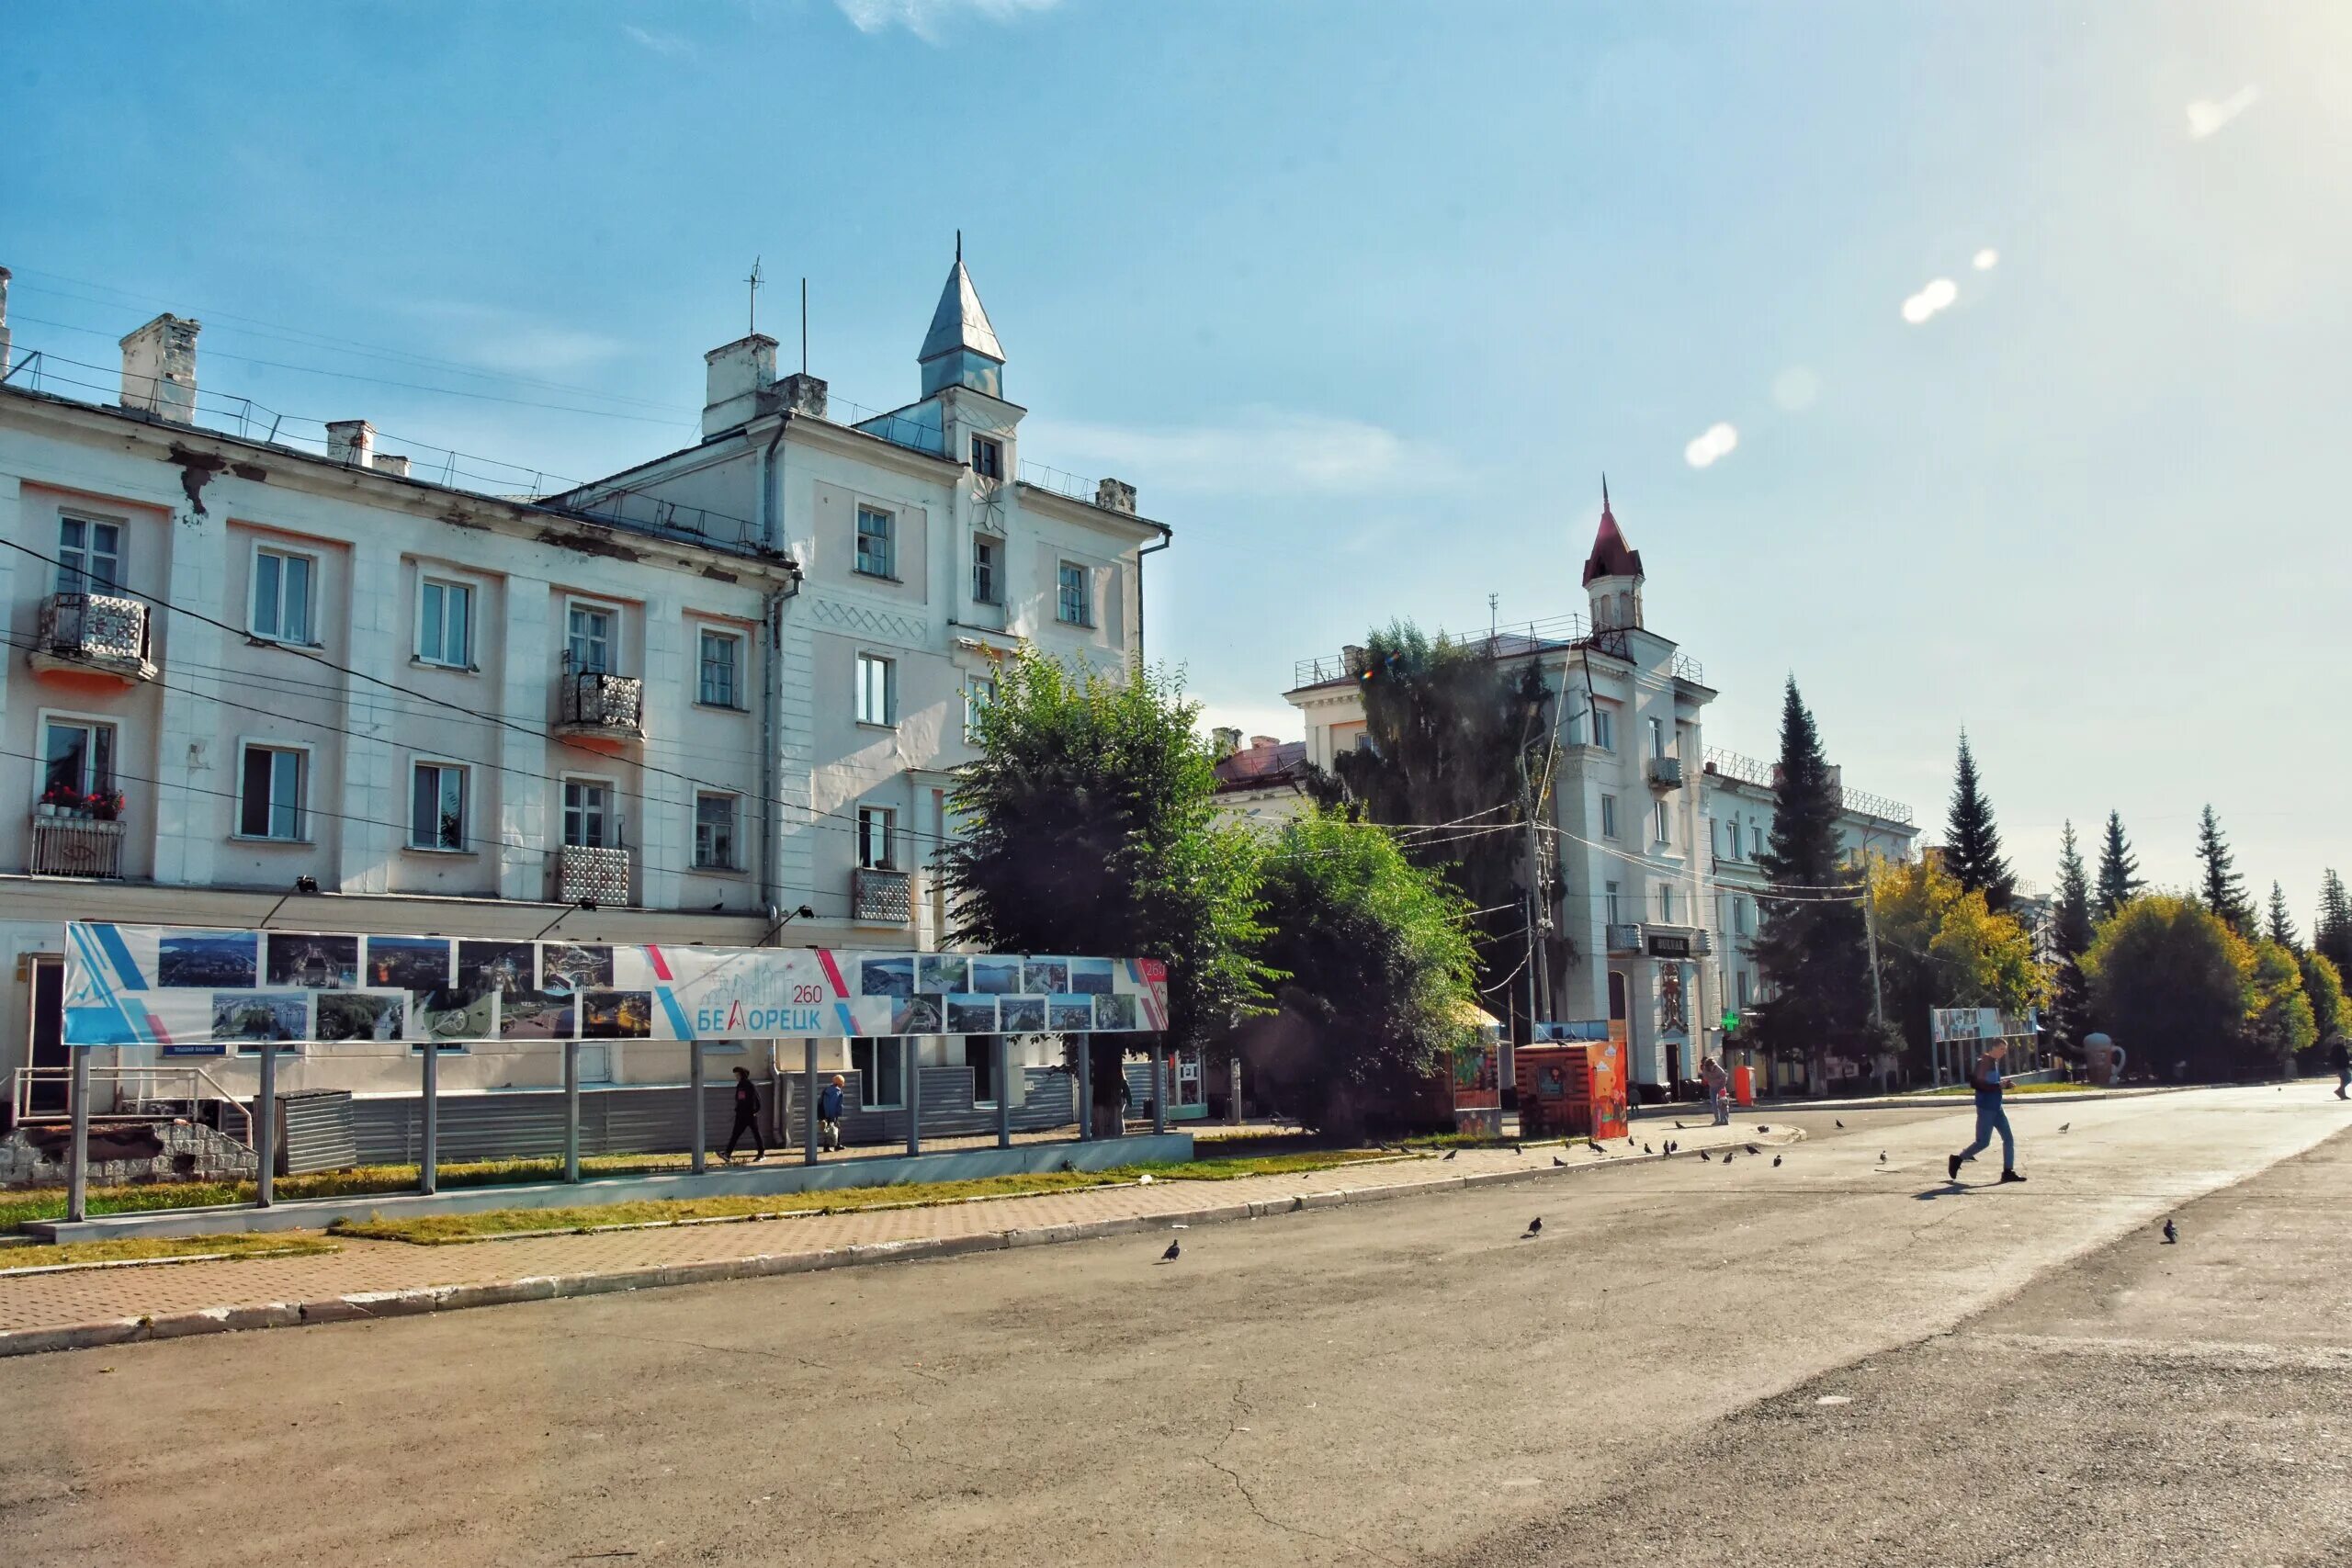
[1196,1379,1398,1565]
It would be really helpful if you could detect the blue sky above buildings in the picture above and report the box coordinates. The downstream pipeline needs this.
[6,2,2346,901]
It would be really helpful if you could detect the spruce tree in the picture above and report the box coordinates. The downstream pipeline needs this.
[1751,679,1872,1091]
[1942,731,2016,913]
[2193,805,2254,935]
[2266,882,2300,951]
[2048,820,2096,1055]
[2315,870,2352,977]
[2094,810,2143,919]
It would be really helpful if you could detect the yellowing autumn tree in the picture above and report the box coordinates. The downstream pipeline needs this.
[1867,855,2045,1059]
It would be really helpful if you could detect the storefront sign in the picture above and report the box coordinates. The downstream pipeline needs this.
[1645,932,1692,958]
[62,921,1169,1049]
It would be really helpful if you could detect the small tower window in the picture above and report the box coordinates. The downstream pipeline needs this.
[970,435,1004,479]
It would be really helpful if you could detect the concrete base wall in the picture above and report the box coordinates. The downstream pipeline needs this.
[26,1131,1195,1243]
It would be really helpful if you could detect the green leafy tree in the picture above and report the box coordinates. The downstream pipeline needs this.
[1751,679,1872,1087]
[1868,856,2045,1063]
[2094,810,2143,919]
[2295,950,2346,1059]
[2265,882,2300,950]
[942,653,1272,1125]
[2048,820,2097,1055]
[1941,731,2016,912]
[2194,805,2255,935]
[2245,939,2316,1078]
[1315,622,1555,1028]
[2084,895,2254,1079]
[1241,809,1481,1133]
[2314,870,2352,977]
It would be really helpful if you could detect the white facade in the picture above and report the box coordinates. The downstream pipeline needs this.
[1284,494,1915,1091]
[0,255,1166,1114]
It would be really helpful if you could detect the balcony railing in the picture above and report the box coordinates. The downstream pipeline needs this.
[32,592,155,681]
[554,844,631,906]
[1647,755,1683,789]
[557,671,644,737]
[853,866,912,924]
[1605,922,1645,953]
[31,816,125,878]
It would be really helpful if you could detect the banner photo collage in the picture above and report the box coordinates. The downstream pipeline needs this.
[62,922,1169,1051]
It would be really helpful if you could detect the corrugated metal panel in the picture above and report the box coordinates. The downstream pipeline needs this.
[279,1091,358,1175]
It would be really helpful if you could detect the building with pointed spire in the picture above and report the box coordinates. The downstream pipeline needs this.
[1283,485,1916,1098]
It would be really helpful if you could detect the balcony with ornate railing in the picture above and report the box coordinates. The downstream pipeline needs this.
[1605,922,1645,953]
[1647,755,1684,789]
[853,866,913,925]
[556,670,644,739]
[31,592,155,682]
[553,844,631,906]
[30,814,126,878]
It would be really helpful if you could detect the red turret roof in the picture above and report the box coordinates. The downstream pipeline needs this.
[1582,484,1644,585]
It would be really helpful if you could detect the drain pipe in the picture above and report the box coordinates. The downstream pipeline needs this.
[755,416,794,917]
[1135,522,1172,666]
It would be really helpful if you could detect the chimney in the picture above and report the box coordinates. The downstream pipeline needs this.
[704,333,778,438]
[1250,736,1281,751]
[1211,726,1241,758]
[373,452,412,478]
[1094,477,1137,514]
[119,313,201,423]
[776,370,827,419]
[325,420,377,468]
[0,266,12,370]
[1341,644,1369,677]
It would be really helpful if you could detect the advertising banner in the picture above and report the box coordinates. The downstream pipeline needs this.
[1930,1007,2039,1044]
[62,922,1169,1050]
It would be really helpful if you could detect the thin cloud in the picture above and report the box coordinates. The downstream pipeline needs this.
[1683,422,1739,469]
[621,24,695,58]
[1771,367,1820,412]
[1023,409,1459,498]
[2187,85,2261,141]
[837,0,1061,43]
[1973,248,2000,271]
[1901,277,1959,325]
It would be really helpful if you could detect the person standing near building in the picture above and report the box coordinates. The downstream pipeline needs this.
[1948,1040,2024,1184]
[1701,1054,1730,1126]
[2331,1035,2349,1100]
[723,1066,764,1163]
[820,1073,847,1150]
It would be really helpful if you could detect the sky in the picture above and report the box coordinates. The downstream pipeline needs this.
[5,2,2348,916]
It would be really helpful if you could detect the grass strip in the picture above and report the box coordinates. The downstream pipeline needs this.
[331,1149,1399,1246]
[0,1231,339,1275]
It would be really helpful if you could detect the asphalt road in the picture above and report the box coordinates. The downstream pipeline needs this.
[3,1085,2346,1567]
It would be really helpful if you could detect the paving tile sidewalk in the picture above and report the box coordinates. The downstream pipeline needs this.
[0,1122,1796,1351]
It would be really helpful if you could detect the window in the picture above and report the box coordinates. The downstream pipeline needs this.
[697,628,742,708]
[971,534,1001,604]
[1719,818,1736,861]
[567,603,615,674]
[1600,794,1619,839]
[694,792,739,871]
[238,745,305,840]
[563,779,614,849]
[251,546,316,643]
[855,505,895,579]
[409,761,466,851]
[970,434,1004,479]
[964,673,997,742]
[1749,822,1762,856]
[57,517,123,593]
[1593,707,1614,752]
[1649,716,1667,760]
[1659,884,1676,923]
[1057,560,1091,626]
[1605,881,1621,924]
[40,716,117,801]
[965,1037,1001,1106]
[1737,971,1751,1010]
[851,1037,902,1109]
[856,652,895,726]
[416,578,472,668]
[1655,799,1671,845]
[1735,897,1749,935]
[858,806,896,870]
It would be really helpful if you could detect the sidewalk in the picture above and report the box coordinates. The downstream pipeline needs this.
[0,1120,1801,1357]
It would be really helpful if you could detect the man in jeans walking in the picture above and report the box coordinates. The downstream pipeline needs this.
[1948,1039,2025,1185]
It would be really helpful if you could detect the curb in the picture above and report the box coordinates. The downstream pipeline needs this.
[0,1131,1802,1360]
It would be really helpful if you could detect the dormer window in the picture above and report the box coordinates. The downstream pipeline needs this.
[970,434,1004,479]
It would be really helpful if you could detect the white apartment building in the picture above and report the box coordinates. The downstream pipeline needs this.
[0,254,1166,1143]
[1284,491,1915,1094]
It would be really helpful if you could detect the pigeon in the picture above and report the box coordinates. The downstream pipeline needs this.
[1443,1149,1458,1161]
[2162,1219,2177,1245]
[1524,1217,1543,1237]
[1553,1156,1566,1168]
[1161,1238,1181,1262]
[1513,1143,1524,1156]
[1586,1140,1604,1156]
[1772,1155,1783,1168]
[1745,1144,1760,1156]
[2059,1122,2071,1134]
[1722,1151,1734,1165]
[1700,1149,1713,1162]
[1835,1119,1845,1129]
[1674,1121,1687,1130]
[1878,1152,1887,1164]
[1643,1143,1654,1155]
[1756,1125,1770,1133]
[1666,1140,1677,1154]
